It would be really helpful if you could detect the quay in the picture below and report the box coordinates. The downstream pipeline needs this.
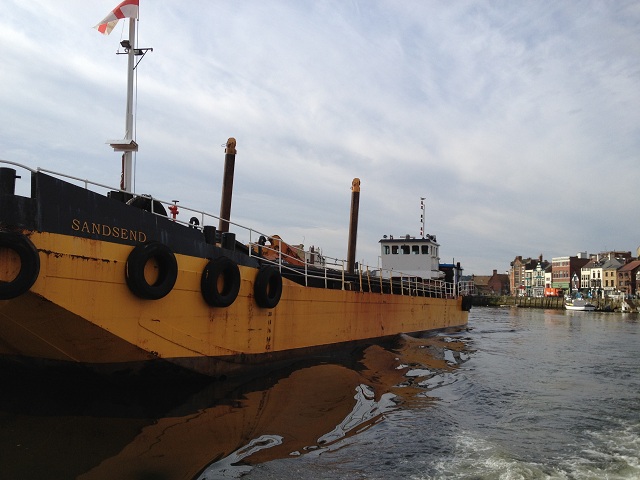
[470,295,637,312]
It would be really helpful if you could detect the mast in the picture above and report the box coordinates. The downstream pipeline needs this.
[107,16,152,193]
[107,17,138,193]
[123,18,136,193]
[420,197,426,238]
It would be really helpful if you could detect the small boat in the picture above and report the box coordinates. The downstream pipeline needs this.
[0,5,471,378]
[564,297,596,311]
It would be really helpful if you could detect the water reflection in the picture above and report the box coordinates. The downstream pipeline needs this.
[0,332,470,480]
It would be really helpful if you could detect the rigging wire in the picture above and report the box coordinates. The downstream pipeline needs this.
[133,17,138,193]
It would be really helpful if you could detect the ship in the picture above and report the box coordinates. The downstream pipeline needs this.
[0,4,471,378]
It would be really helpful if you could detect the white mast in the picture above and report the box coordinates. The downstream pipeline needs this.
[108,17,148,193]
[123,18,136,193]
[108,18,137,193]
[96,1,149,194]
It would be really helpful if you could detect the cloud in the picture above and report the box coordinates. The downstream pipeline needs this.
[1,0,639,274]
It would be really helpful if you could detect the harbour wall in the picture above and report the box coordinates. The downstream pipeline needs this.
[470,295,637,312]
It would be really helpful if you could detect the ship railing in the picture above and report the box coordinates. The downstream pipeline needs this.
[2,160,464,299]
[2,161,252,237]
[243,239,463,298]
[457,280,476,296]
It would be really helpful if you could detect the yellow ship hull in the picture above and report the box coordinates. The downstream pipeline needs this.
[0,230,467,377]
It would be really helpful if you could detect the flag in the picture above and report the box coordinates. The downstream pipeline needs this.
[94,0,139,35]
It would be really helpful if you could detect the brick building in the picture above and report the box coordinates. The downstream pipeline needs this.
[618,260,640,296]
[551,255,590,291]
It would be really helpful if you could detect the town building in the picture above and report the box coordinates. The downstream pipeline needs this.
[618,260,640,297]
[580,258,599,292]
[510,256,528,296]
[551,254,590,292]
[525,259,549,297]
[510,255,545,296]
[601,257,625,295]
[472,270,510,296]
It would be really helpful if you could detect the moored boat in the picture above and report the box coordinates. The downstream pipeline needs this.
[0,4,471,378]
[564,296,596,311]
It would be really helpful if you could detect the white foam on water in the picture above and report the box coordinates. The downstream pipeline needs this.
[422,421,640,480]
[558,420,640,480]
[426,431,565,480]
[196,434,284,479]
[315,385,396,447]
[443,349,457,364]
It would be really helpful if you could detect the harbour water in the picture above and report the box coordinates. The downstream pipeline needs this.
[1,307,638,479]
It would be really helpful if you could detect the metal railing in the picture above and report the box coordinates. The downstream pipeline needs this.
[1,159,470,299]
[245,238,469,299]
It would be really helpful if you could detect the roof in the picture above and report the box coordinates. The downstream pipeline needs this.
[379,235,439,245]
[618,260,640,272]
[601,258,624,269]
[582,258,601,269]
[472,275,491,286]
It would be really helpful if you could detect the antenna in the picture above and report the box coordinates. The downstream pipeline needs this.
[420,197,426,238]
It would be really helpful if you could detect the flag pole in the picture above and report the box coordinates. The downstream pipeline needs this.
[123,17,136,193]
[99,0,145,194]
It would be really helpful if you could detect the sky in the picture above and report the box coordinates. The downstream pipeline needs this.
[1,0,639,275]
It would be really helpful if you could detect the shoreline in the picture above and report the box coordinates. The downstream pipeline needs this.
[470,295,637,312]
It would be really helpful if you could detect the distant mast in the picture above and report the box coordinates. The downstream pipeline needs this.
[420,197,426,238]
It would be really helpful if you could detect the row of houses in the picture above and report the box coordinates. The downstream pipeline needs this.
[469,248,640,297]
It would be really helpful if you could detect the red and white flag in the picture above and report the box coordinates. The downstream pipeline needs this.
[94,0,139,35]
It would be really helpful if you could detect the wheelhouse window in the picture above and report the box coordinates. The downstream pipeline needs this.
[412,245,420,254]
[421,245,429,254]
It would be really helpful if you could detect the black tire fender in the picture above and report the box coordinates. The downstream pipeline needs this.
[201,256,241,307]
[0,231,40,300]
[254,266,282,309]
[125,241,178,300]
[461,295,473,312]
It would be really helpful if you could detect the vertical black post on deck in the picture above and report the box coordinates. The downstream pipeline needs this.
[218,138,237,233]
[347,178,361,274]
[0,168,19,196]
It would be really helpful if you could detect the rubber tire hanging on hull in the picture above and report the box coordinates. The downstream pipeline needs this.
[254,266,282,309]
[461,295,473,312]
[0,231,40,299]
[125,241,178,300]
[201,256,241,307]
